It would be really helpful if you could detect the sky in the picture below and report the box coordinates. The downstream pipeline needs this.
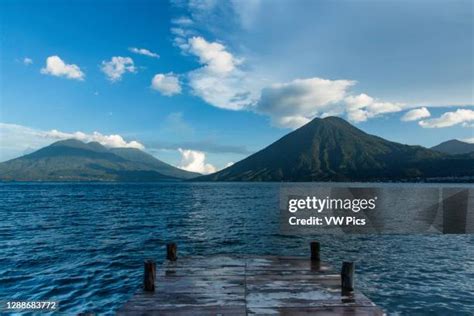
[0,0,473,173]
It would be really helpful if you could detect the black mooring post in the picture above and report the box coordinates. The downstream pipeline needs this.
[310,241,320,261]
[166,242,177,261]
[341,261,355,293]
[143,259,156,292]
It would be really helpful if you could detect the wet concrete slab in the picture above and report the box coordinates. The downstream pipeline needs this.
[117,256,384,315]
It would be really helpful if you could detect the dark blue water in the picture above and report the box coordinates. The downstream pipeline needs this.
[0,183,473,315]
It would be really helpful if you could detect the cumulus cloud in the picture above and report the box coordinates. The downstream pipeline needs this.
[419,109,474,128]
[0,123,143,162]
[344,93,374,111]
[187,36,239,74]
[171,16,257,110]
[44,130,144,149]
[23,57,33,65]
[185,36,258,110]
[255,78,354,128]
[185,39,406,128]
[175,33,440,128]
[257,78,354,116]
[171,1,472,131]
[401,107,431,122]
[40,55,85,80]
[151,73,182,96]
[169,8,418,128]
[345,93,405,123]
[179,34,406,127]
[253,82,405,128]
[101,56,136,82]
[178,148,216,174]
[129,47,159,58]
[178,34,403,127]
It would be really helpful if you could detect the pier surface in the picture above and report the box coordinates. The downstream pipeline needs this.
[118,255,384,315]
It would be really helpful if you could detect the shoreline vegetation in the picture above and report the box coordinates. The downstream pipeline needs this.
[1,117,473,183]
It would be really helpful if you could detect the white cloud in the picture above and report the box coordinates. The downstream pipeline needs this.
[271,115,311,129]
[170,12,198,49]
[419,109,474,128]
[187,70,257,110]
[40,55,85,80]
[101,56,136,82]
[178,148,216,174]
[44,130,144,149]
[129,47,159,58]
[462,137,474,143]
[225,162,234,168]
[344,93,374,111]
[171,28,197,49]
[177,33,403,127]
[401,107,431,122]
[0,123,144,162]
[367,102,403,115]
[184,36,259,110]
[183,37,406,127]
[172,1,473,129]
[170,11,415,127]
[188,36,239,74]
[170,14,197,49]
[23,57,33,65]
[151,73,182,96]
[253,82,405,128]
[178,33,407,127]
[255,78,354,128]
[171,16,194,26]
[258,78,354,116]
[344,93,405,123]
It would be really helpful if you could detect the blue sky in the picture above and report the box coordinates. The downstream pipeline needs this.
[0,0,473,173]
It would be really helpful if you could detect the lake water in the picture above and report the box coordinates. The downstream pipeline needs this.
[0,182,473,315]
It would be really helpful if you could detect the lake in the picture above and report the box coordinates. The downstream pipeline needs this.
[0,182,473,315]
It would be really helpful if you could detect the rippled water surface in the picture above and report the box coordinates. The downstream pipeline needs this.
[0,182,473,315]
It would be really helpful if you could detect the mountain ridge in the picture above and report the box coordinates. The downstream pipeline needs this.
[431,139,474,155]
[196,116,474,182]
[0,140,199,181]
[2,118,473,182]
